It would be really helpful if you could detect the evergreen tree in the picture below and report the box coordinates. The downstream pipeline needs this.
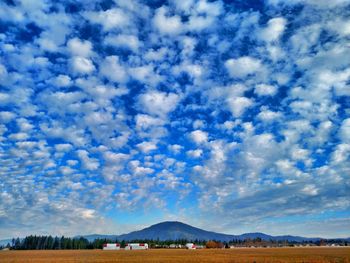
[14,238,21,249]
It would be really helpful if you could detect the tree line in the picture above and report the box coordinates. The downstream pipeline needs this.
[2,236,208,250]
[3,236,114,250]
[2,236,348,250]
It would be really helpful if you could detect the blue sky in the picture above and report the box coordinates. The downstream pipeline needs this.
[0,0,350,239]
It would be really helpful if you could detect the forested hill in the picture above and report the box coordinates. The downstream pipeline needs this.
[116,221,321,242]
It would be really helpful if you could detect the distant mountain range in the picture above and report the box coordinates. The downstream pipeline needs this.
[2,221,349,246]
[75,221,349,243]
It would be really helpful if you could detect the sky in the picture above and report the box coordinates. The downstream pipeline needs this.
[0,0,350,240]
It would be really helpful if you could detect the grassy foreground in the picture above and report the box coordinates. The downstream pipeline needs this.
[0,247,349,263]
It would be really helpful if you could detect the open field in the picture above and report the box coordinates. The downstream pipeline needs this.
[1,247,349,263]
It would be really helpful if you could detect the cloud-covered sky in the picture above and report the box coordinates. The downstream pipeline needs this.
[0,0,350,239]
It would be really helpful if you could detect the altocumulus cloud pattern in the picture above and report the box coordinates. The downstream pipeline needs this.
[0,0,350,238]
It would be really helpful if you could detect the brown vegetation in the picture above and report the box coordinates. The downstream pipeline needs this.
[206,240,224,248]
[0,247,349,263]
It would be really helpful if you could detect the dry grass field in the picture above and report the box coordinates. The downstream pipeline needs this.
[0,247,349,263]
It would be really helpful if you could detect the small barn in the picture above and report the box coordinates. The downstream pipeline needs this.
[103,243,121,250]
[125,243,149,250]
[185,243,196,249]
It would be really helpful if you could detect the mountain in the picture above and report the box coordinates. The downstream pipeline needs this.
[115,221,321,242]
[118,221,235,241]
[0,239,12,247]
[74,234,118,242]
[4,221,349,244]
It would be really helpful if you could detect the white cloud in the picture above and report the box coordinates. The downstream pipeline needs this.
[217,120,240,131]
[70,56,95,75]
[168,144,183,154]
[189,130,208,144]
[100,56,128,83]
[301,185,318,196]
[227,96,253,118]
[104,151,129,164]
[40,122,89,147]
[137,141,157,153]
[187,149,203,158]
[9,132,29,141]
[290,147,309,161]
[51,75,72,87]
[255,84,278,96]
[105,34,141,52]
[144,47,168,61]
[138,90,180,118]
[331,144,350,164]
[329,19,350,37]
[84,8,130,31]
[0,111,16,123]
[67,160,78,166]
[60,166,75,175]
[153,7,183,35]
[37,38,59,52]
[128,65,161,85]
[135,114,165,130]
[128,160,154,176]
[339,118,350,143]
[16,118,33,131]
[258,17,287,42]
[185,0,224,32]
[257,108,282,122]
[225,56,262,78]
[193,119,205,129]
[77,149,100,171]
[55,143,73,152]
[0,92,10,106]
[268,0,350,8]
[0,64,8,81]
[187,16,215,32]
[84,111,112,126]
[0,3,25,23]
[67,38,93,57]
[195,0,223,16]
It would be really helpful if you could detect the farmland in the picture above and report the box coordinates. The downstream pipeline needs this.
[0,247,349,263]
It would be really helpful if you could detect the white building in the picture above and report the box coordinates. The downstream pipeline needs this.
[185,243,196,249]
[169,244,183,248]
[103,243,121,250]
[125,243,149,250]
